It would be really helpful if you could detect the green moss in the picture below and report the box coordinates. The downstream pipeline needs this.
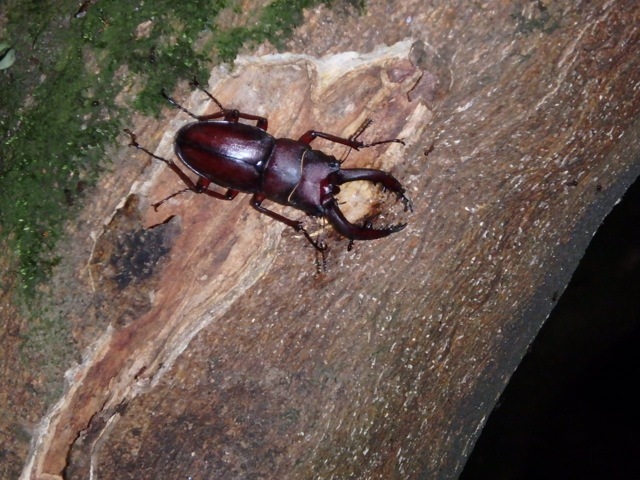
[0,0,345,297]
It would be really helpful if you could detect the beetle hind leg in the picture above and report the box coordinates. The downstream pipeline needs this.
[161,88,234,124]
[125,128,195,189]
[150,179,239,211]
[184,78,269,129]
[124,129,239,210]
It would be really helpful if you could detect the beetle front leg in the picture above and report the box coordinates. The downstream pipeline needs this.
[250,194,326,251]
[298,130,362,149]
[298,126,404,150]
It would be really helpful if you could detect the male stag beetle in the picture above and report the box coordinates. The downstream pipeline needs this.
[125,80,412,251]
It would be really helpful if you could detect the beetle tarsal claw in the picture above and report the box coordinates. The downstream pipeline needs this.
[294,222,327,252]
[123,128,138,146]
[399,193,414,212]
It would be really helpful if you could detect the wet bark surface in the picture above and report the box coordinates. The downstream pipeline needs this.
[9,1,640,479]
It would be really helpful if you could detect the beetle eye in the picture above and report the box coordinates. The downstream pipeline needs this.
[332,185,341,195]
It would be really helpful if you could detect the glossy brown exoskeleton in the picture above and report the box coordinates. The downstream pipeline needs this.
[125,81,412,251]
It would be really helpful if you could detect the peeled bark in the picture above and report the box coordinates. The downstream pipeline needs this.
[20,1,640,479]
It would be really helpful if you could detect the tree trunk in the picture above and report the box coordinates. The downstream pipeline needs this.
[20,1,640,479]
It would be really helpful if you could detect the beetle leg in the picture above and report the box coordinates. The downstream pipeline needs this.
[161,89,234,123]
[324,198,407,241]
[348,119,373,143]
[125,128,197,189]
[333,168,413,212]
[125,129,238,210]
[189,79,269,129]
[188,105,268,129]
[151,179,239,210]
[235,112,268,130]
[298,130,362,149]
[298,129,403,150]
[151,188,191,211]
[189,77,226,112]
[160,89,200,120]
[250,194,326,251]
[194,110,268,130]
[164,80,269,128]
[190,177,238,200]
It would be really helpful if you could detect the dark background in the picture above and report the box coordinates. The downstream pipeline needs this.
[461,171,640,479]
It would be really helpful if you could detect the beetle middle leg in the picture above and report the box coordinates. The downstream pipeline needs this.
[250,193,326,251]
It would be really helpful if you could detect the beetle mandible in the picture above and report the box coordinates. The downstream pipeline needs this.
[125,80,412,251]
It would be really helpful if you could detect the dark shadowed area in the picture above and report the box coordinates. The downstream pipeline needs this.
[462,172,640,480]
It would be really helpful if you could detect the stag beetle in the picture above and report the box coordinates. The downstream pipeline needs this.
[125,80,412,251]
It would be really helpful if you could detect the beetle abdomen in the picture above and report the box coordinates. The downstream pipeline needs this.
[175,121,275,192]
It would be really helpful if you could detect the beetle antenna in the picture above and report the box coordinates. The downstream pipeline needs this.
[339,148,352,164]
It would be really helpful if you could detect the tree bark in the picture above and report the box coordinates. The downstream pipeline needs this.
[21,1,640,479]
